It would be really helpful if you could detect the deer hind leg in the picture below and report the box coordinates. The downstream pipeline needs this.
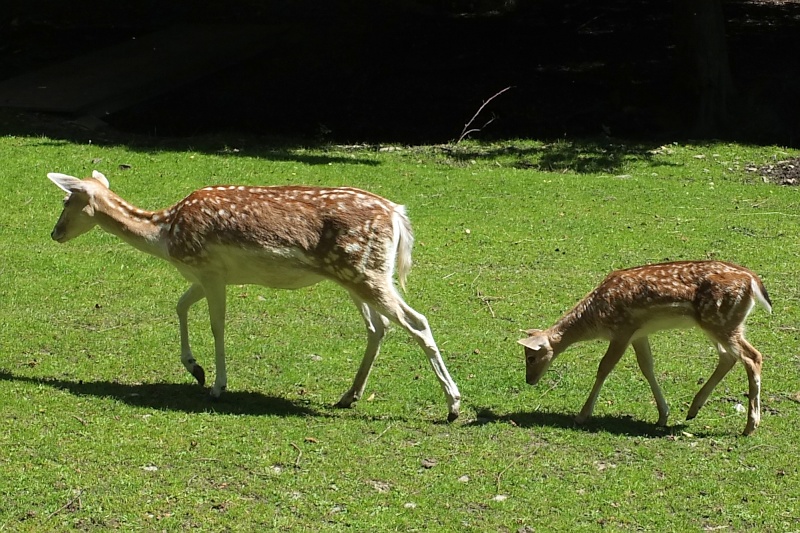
[177,284,207,386]
[576,338,630,424]
[336,297,388,409]
[631,337,669,426]
[732,336,763,436]
[372,287,461,422]
[686,342,737,422]
[712,328,763,435]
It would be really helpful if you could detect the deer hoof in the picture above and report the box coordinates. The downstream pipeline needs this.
[335,390,358,409]
[447,411,459,423]
[191,365,206,386]
[334,399,354,409]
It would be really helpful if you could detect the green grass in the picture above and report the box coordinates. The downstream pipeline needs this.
[1,132,800,531]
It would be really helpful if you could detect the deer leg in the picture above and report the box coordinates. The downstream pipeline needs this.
[177,284,206,386]
[203,280,228,398]
[576,338,629,424]
[378,291,461,422]
[735,337,763,436]
[631,337,670,426]
[687,343,737,422]
[336,298,388,409]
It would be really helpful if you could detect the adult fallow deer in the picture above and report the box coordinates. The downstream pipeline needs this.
[47,171,461,421]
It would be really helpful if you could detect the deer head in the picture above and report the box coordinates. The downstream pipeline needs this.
[518,329,555,385]
[47,171,110,243]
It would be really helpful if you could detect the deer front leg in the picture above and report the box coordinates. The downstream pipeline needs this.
[203,281,228,398]
[576,338,629,424]
[177,284,207,386]
[631,337,669,426]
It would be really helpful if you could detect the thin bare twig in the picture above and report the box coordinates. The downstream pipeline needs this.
[495,447,540,492]
[371,424,395,441]
[46,490,83,520]
[475,291,504,319]
[290,442,303,469]
[457,86,513,143]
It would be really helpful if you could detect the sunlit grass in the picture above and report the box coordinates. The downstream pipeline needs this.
[1,135,799,530]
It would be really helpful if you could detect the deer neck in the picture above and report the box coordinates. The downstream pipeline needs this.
[549,300,601,354]
[93,191,171,260]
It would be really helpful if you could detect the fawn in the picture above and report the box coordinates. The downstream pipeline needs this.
[519,261,771,435]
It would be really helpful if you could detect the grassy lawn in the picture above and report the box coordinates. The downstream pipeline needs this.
[1,131,799,531]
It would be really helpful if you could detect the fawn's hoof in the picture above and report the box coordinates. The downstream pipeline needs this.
[191,365,206,386]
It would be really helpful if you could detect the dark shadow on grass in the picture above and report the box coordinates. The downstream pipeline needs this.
[0,369,329,418]
[468,406,683,438]
[0,112,383,166]
[437,138,691,174]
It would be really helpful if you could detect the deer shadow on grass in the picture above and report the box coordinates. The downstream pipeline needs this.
[468,406,690,438]
[0,370,329,418]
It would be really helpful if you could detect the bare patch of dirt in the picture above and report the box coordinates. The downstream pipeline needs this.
[750,157,800,185]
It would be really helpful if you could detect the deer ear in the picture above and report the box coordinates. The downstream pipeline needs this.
[48,173,88,194]
[91,170,110,188]
[518,336,546,350]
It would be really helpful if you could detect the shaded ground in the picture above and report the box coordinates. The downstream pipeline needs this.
[2,0,800,146]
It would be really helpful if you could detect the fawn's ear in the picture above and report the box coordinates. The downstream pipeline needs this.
[91,170,110,188]
[47,173,87,194]
[517,335,547,350]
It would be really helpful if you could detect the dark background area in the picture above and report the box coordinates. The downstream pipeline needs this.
[2,0,799,146]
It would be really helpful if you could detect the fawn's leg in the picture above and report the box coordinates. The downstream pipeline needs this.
[632,337,670,426]
[576,338,630,424]
[687,344,737,421]
[734,337,763,436]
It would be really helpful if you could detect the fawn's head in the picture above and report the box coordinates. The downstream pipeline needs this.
[518,329,556,385]
[47,171,110,243]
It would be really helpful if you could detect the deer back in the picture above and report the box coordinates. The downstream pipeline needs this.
[559,261,771,339]
[165,185,404,283]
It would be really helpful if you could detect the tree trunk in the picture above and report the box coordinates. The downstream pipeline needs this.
[674,0,734,137]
